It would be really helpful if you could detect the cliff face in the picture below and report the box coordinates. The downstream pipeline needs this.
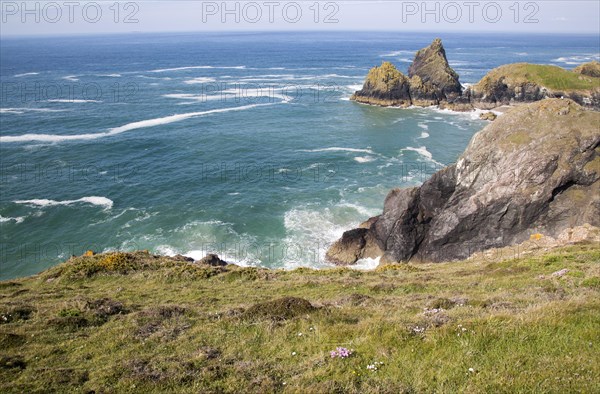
[327,99,600,264]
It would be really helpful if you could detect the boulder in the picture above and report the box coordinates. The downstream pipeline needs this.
[197,254,228,266]
[479,111,497,121]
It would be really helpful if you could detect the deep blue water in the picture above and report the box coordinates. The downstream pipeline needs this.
[1,31,599,279]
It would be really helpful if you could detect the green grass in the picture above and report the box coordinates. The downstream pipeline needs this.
[479,63,600,91]
[1,244,599,393]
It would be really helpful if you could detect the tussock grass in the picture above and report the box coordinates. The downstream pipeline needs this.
[0,244,599,392]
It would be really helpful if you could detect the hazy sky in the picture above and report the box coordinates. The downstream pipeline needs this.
[1,1,599,36]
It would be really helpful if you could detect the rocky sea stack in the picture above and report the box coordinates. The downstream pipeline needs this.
[407,38,463,106]
[350,61,411,107]
[327,99,600,265]
[351,40,600,111]
[351,38,467,108]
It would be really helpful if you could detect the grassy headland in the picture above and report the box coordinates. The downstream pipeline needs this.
[1,242,599,393]
[475,63,600,92]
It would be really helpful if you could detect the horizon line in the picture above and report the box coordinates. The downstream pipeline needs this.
[2,29,600,39]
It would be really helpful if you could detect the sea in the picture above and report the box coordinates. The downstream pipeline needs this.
[1,31,599,279]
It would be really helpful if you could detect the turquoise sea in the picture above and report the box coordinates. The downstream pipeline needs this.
[1,32,599,279]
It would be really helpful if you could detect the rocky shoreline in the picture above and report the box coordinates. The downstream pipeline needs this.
[351,39,600,112]
[328,98,600,265]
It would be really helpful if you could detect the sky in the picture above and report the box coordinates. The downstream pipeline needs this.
[0,1,599,36]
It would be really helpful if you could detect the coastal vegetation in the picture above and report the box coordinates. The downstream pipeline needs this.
[474,63,600,92]
[1,243,599,392]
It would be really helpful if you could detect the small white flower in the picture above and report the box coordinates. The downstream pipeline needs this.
[469,368,475,373]
[298,332,303,336]
[291,352,297,356]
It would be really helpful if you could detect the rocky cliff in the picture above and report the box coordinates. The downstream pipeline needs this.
[327,99,600,265]
[351,40,600,111]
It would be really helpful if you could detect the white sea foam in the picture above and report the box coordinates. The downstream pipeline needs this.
[351,256,381,270]
[281,201,379,269]
[150,65,246,73]
[449,61,476,67]
[417,131,430,139]
[47,99,101,103]
[97,73,122,77]
[417,122,429,130]
[184,77,217,84]
[136,75,172,80]
[380,50,415,57]
[62,75,79,82]
[0,108,67,114]
[400,146,443,166]
[402,146,432,160]
[354,156,375,163]
[1,103,274,143]
[337,202,380,218]
[14,196,113,210]
[14,72,39,77]
[0,215,26,224]
[552,53,599,65]
[163,93,230,102]
[300,147,375,154]
[281,207,345,269]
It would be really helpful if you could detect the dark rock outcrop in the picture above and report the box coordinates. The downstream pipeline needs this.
[407,38,462,105]
[479,111,497,121]
[197,254,228,266]
[327,99,600,264]
[325,227,383,265]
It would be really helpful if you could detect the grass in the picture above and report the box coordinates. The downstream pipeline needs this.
[478,63,600,91]
[0,244,599,392]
